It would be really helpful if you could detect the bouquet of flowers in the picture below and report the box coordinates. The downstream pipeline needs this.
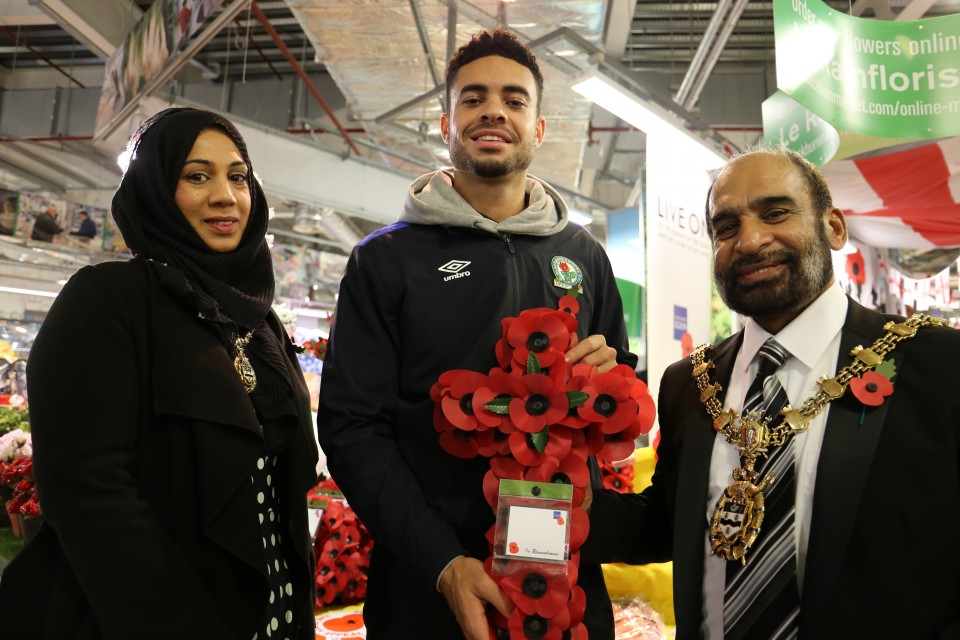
[308,476,374,608]
[431,295,655,638]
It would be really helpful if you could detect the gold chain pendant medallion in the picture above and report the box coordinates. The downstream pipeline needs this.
[234,330,257,394]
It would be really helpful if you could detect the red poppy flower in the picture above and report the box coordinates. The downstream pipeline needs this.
[594,416,645,464]
[474,428,511,457]
[577,370,638,434]
[319,500,347,535]
[508,373,569,433]
[507,605,570,640]
[568,506,590,551]
[629,379,657,435]
[315,557,340,605]
[437,370,490,431]
[508,424,573,466]
[506,308,576,370]
[329,523,362,552]
[556,364,595,429]
[338,555,368,603]
[566,585,587,630]
[846,250,866,286]
[500,567,570,618]
[438,428,481,459]
[483,460,525,509]
[600,458,635,493]
[432,403,456,435]
[473,368,527,431]
[557,295,579,316]
[525,450,591,506]
[850,371,894,406]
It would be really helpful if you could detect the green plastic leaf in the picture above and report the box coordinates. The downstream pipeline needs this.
[875,358,897,381]
[566,390,589,408]
[483,396,512,415]
[529,427,549,453]
[526,352,541,375]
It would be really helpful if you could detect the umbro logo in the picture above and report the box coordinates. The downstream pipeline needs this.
[438,259,472,281]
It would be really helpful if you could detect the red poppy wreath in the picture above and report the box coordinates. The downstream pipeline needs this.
[431,295,656,638]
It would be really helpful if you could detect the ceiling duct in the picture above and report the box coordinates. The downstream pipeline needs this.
[291,203,325,234]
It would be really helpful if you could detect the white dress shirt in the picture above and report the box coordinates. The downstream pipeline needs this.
[701,282,848,639]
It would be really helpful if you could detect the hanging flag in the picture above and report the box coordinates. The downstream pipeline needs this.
[822,137,960,249]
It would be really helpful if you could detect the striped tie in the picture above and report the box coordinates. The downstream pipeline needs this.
[723,339,800,640]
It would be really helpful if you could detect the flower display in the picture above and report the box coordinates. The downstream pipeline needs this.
[308,477,374,608]
[432,297,656,638]
[0,455,39,521]
[0,428,31,462]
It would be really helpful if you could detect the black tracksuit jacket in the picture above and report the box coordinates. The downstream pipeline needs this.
[318,219,638,638]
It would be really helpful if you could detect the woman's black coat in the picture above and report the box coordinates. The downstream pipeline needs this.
[0,259,319,639]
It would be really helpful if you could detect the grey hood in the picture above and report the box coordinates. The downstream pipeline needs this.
[398,170,569,236]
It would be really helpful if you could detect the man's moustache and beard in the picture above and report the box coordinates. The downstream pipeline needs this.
[714,220,834,319]
[448,128,535,178]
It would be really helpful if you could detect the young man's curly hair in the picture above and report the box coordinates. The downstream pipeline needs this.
[445,27,544,115]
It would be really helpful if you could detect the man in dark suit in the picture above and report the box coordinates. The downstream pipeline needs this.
[585,146,960,639]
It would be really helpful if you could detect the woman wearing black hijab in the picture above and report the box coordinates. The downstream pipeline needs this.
[0,108,319,640]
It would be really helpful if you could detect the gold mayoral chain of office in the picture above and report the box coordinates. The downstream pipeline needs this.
[690,313,947,565]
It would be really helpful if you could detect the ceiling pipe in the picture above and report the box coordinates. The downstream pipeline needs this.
[249,0,361,156]
[0,25,86,87]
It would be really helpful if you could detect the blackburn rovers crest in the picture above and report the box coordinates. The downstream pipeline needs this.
[551,256,583,294]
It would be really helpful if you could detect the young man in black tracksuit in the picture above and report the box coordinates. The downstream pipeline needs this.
[317,28,637,639]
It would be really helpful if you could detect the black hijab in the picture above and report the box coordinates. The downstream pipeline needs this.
[112,107,273,330]
[112,107,294,423]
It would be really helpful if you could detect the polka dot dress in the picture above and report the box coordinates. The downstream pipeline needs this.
[251,454,294,640]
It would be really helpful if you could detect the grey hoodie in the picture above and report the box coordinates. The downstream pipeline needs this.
[398,169,569,236]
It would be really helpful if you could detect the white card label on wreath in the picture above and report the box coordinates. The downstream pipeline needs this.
[308,507,325,537]
[503,505,569,562]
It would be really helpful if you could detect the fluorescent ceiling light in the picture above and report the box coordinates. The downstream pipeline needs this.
[0,286,59,298]
[571,69,725,169]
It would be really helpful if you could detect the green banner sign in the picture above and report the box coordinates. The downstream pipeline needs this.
[774,0,960,139]
[762,90,840,165]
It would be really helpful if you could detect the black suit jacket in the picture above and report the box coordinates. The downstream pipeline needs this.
[585,298,960,639]
[0,260,319,640]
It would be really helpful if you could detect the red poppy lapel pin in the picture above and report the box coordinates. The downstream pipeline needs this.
[849,359,896,418]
